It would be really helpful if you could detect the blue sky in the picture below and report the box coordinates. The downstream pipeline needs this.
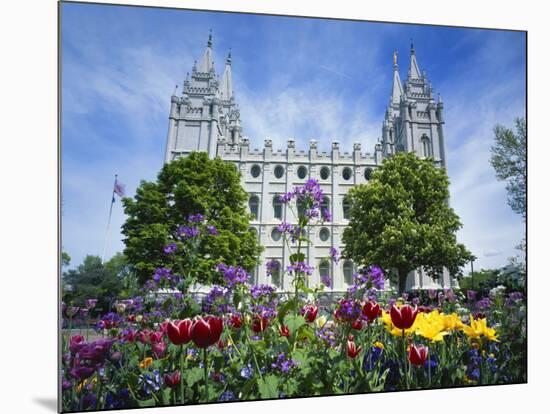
[61,2,526,272]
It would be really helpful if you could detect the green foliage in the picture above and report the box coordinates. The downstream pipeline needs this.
[61,251,71,268]
[490,117,526,221]
[342,152,471,292]
[459,269,500,290]
[121,152,262,285]
[62,253,133,312]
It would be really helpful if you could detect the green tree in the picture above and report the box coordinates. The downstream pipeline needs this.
[62,254,129,312]
[342,152,471,293]
[122,151,262,285]
[490,117,526,221]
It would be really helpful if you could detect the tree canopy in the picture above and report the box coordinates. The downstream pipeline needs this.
[121,151,262,285]
[490,117,526,221]
[342,152,471,293]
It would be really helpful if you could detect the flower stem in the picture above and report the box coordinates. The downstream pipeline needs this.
[402,329,409,389]
[180,346,185,405]
[203,348,209,402]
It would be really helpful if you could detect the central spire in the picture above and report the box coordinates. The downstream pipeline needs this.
[409,40,421,79]
[197,30,214,73]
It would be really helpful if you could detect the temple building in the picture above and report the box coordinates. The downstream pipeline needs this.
[164,33,456,291]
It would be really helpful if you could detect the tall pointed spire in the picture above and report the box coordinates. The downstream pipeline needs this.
[391,50,403,105]
[219,49,233,100]
[409,40,421,79]
[197,30,214,73]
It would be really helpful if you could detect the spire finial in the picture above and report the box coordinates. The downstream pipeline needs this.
[226,48,232,65]
[393,50,398,67]
[410,38,415,54]
[208,29,213,47]
[173,84,178,95]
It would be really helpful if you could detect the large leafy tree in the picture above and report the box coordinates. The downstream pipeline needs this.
[490,117,526,221]
[342,152,471,293]
[122,151,261,285]
[62,254,130,312]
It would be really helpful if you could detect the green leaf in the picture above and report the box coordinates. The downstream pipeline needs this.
[258,375,280,399]
[137,398,156,407]
[185,367,204,387]
[283,314,306,336]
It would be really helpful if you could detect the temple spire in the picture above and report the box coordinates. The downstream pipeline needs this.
[219,49,233,100]
[391,50,403,105]
[409,40,421,79]
[197,30,214,73]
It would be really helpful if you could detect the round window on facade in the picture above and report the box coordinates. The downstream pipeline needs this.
[320,166,330,180]
[274,165,285,179]
[251,164,261,178]
[342,167,352,181]
[319,227,330,242]
[271,228,282,242]
[297,165,308,179]
[364,167,373,181]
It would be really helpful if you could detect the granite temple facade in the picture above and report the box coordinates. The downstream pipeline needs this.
[164,33,457,291]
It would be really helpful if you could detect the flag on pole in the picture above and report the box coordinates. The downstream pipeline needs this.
[113,178,125,200]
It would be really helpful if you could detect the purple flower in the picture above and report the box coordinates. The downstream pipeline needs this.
[188,213,204,223]
[321,208,332,222]
[467,290,477,301]
[305,208,320,219]
[334,298,362,322]
[163,242,178,254]
[216,263,250,288]
[271,353,297,373]
[178,225,200,239]
[153,267,172,283]
[265,260,280,276]
[202,285,233,314]
[287,262,313,276]
[250,284,276,300]
[412,297,420,306]
[277,221,292,233]
[329,247,340,264]
[321,274,332,288]
[428,289,438,300]
[402,292,409,301]
[85,299,98,309]
[206,225,218,235]
[279,192,294,204]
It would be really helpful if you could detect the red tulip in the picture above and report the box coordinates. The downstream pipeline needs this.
[390,304,418,330]
[164,370,181,388]
[408,344,429,366]
[159,321,170,333]
[137,329,150,344]
[190,316,223,348]
[252,315,269,333]
[301,305,318,323]
[347,340,362,359]
[351,319,363,330]
[167,319,193,345]
[362,301,381,322]
[149,331,164,344]
[279,325,290,337]
[229,314,242,329]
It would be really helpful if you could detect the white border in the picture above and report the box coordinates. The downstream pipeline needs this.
[1,1,548,413]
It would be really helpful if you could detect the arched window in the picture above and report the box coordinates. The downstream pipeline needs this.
[250,164,261,178]
[343,261,354,285]
[421,135,432,158]
[274,165,285,179]
[343,196,351,219]
[320,166,330,180]
[272,195,283,219]
[271,227,282,242]
[319,227,330,242]
[270,260,282,288]
[319,260,331,284]
[297,165,308,179]
[342,167,352,181]
[364,167,373,181]
[321,196,330,212]
[249,195,259,220]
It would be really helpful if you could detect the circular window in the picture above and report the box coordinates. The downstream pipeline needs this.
[274,165,285,179]
[320,167,330,180]
[319,227,330,242]
[364,167,373,180]
[297,165,308,179]
[342,167,352,181]
[271,228,282,242]
[251,164,261,178]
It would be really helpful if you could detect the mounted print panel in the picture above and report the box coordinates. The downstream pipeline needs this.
[60,1,527,412]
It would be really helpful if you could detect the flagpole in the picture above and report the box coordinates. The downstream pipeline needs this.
[101,174,117,264]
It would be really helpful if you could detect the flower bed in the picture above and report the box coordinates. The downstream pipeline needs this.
[61,180,526,411]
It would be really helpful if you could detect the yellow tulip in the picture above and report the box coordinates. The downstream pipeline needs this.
[315,315,328,329]
[139,357,153,369]
[374,341,385,350]
[462,315,499,342]
[414,311,448,342]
